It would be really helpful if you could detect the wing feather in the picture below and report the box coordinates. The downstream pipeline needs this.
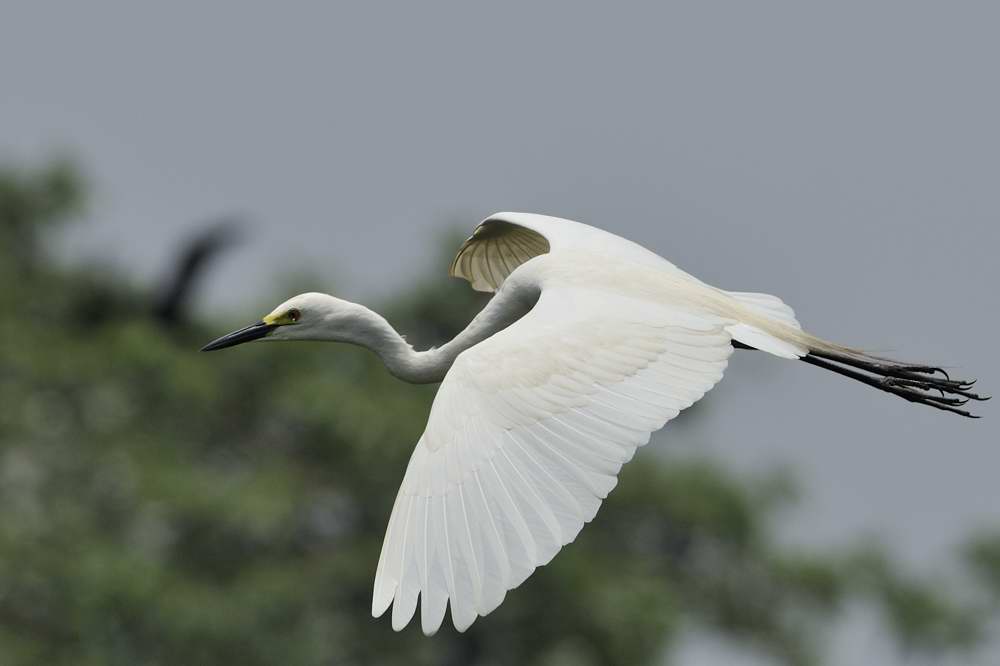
[450,219,552,292]
[374,288,733,634]
[450,212,677,292]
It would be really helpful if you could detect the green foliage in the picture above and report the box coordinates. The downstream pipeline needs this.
[0,158,83,273]
[966,533,1000,607]
[0,160,992,665]
[845,547,982,655]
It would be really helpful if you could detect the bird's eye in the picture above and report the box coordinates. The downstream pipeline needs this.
[288,308,301,323]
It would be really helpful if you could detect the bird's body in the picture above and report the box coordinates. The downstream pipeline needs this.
[201,212,985,636]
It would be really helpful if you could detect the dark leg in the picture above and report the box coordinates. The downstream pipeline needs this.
[732,341,988,418]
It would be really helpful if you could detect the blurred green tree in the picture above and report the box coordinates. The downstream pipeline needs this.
[0,161,990,666]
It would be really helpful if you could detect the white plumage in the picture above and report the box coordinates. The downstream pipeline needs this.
[373,212,807,634]
[201,211,985,636]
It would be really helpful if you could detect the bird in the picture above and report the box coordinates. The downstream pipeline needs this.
[201,212,986,635]
[153,216,243,328]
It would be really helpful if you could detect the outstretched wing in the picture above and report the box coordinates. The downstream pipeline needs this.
[372,287,734,634]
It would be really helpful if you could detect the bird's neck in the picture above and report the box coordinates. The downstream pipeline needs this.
[344,286,537,384]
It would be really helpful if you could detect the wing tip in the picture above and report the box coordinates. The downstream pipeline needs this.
[377,596,480,635]
[451,607,478,633]
[372,594,393,619]
[391,604,415,632]
[421,618,441,637]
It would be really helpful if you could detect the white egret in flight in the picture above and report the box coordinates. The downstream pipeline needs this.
[202,212,986,635]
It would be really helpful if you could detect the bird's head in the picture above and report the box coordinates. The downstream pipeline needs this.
[200,292,362,351]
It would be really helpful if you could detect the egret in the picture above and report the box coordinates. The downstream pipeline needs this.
[201,212,986,635]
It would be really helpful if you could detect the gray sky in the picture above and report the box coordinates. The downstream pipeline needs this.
[2,2,998,663]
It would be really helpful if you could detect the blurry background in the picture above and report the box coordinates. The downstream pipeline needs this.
[1,2,998,665]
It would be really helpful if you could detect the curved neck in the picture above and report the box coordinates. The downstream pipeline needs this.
[340,285,538,384]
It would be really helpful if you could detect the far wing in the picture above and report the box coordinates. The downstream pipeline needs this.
[450,212,675,292]
[372,287,734,634]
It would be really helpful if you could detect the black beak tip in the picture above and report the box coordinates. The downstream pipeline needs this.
[200,337,233,352]
[200,321,276,352]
